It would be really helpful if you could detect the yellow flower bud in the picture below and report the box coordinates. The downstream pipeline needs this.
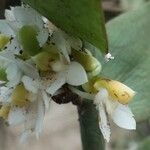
[94,78,136,104]
[72,49,101,72]
[11,84,28,107]
[0,34,10,50]
[87,65,101,78]
[0,106,10,119]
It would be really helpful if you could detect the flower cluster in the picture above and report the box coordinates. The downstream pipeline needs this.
[0,6,136,142]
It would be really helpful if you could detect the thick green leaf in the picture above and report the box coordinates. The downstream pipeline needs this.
[100,3,150,122]
[22,0,108,53]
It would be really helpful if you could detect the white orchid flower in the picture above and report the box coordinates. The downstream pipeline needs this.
[93,79,136,142]
[0,5,87,140]
[0,74,51,140]
[46,60,88,96]
[4,76,52,140]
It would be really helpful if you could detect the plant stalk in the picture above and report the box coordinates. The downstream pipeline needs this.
[78,100,105,150]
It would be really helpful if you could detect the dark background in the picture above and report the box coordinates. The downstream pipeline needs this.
[0,0,21,18]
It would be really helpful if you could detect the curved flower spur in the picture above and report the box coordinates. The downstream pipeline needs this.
[0,5,136,142]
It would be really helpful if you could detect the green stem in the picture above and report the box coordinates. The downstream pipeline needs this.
[78,100,105,150]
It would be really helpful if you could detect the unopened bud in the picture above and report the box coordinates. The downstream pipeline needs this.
[87,65,101,78]
[72,49,101,72]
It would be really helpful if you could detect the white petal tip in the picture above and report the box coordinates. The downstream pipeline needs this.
[117,120,136,130]
[46,75,66,96]
[19,130,31,143]
[112,104,136,130]
[100,125,111,143]
[7,107,26,125]
[94,89,108,105]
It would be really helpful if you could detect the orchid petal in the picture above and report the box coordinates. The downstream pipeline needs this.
[8,107,26,125]
[22,76,39,93]
[0,55,11,69]
[35,96,45,138]
[5,9,15,21]
[0,20,14,36]
[12,7,43,28]
[17,60,39,79]
[94,88,109,105]
[27,92,38,102]
[52,30,70,62]
[46,73,66,95]
[112,104,136,130]
[42,91,51,110]
[19,130,32,143]
[94,89,111,142]
[37,28,49,47]
[97,104,111,142]
[23,102,37,131]
[0,51,15,60]
[0,87,12,103]
[6,63,22,87]
[4,38,21,55]
[66,61,88,86]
